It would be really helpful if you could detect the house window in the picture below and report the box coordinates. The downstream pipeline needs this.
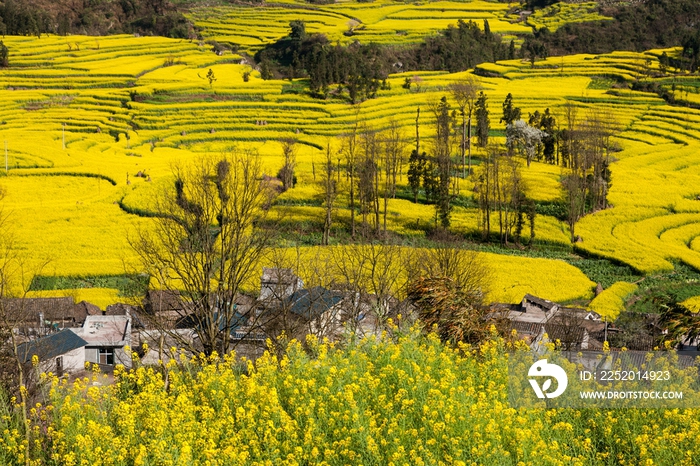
[98,348,114,365]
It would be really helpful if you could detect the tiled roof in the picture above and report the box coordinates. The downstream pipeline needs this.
[261,267,298,284]
[1,297,87,325]
[287,286,344,320]
[75,315,130,346]
[17,329,88,363]
[523,294,557,310]
[144,290,184,313]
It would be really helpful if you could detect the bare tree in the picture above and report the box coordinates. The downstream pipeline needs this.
[381,120,406,235]
[255,248,307,349]
[257,247,344,351]
[560,102,579,169]
[450,75,481,177]
[562,168,587,243]
[560,107,617,242]
[495,155,525,245]
[0,208,50,466]
[475,144,526,244]
[474,144,498,241]
[331,242,409,335]
[130,151,274,356]
[547,309,589,352]
[580,109,617,211]
[320,140,338,246]
[341,113,360,239]
[406,239,491,298]
[358,125,381,237]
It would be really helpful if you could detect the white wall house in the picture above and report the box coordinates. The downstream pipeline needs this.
[16,329,88,376]
[71,314,132,368]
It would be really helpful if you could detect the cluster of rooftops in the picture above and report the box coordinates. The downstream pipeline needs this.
[11,269,699,378]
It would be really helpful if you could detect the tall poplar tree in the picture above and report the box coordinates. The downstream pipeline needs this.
[475,91,490,148]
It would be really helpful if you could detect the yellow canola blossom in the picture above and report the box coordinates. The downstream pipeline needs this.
[3,330,699,465]
[587,282,638,320]
[681,296,700,313]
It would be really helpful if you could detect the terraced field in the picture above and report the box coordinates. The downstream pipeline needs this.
[1,3,699,308]
[187,0,531,54]
[520,2,613,32]
[475,52,700,278]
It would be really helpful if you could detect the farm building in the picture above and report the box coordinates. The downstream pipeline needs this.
[16,329,88,376]
[496,295,605,351]
[259,267,304,301]
[71,315,133,368]
[3,297,94,336]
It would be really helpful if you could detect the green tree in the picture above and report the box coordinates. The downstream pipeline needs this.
[540,108,556,164]
[508,39,516,60]
[289,20,307,41]
[422,158,438,204]
[431,96,455,228]
[475,91,489,148]
[206,68,216,88]
[659,51,669,74]
[407,149,426,203]
[500,93,521,126]
[259,59,274,80]
[0,41,8,68]
[278,138,297,192]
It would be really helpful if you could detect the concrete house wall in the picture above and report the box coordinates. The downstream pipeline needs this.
[39,346,86,375]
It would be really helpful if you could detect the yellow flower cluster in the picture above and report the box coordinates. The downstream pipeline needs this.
[1,329,699,465]
[588,281,638,320]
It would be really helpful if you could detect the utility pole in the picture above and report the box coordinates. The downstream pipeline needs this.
[604,316,607,343]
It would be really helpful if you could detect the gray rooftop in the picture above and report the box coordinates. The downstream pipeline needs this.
[72,315,130,346]
[17,329,88,363]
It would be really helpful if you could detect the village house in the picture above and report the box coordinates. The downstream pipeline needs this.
[496,294,605,351]
[259,267,304,301]
[16,329,88,377]
[70,314,132,368]
[141,289,187,328]
[255,268,349,341]
[3,297,98,338]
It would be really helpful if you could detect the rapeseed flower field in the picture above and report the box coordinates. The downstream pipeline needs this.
[2,329,699,465]
[0,4,698,309]
[588,282,638,320]
[1,4,700,466]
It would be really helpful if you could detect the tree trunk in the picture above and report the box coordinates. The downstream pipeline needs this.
[467,112,472,175]
[350,164,355,239]
[374,163,380,235]
[461,110,467,178]
[415,107,420,159]
[323,206,331,245]
[383,191,388,237]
